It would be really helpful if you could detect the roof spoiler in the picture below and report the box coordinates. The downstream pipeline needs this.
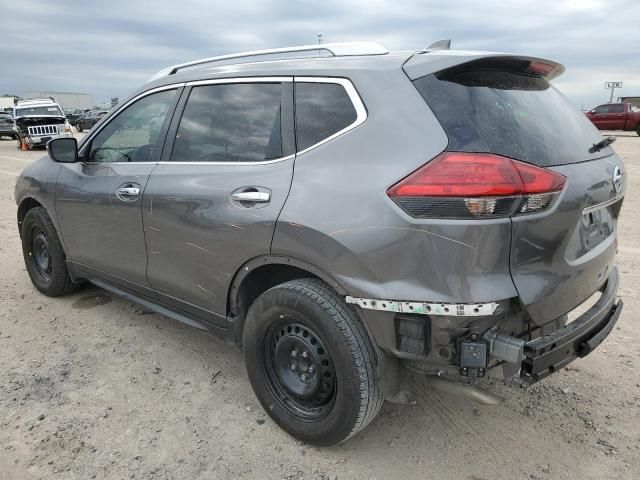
[403,52,565,81]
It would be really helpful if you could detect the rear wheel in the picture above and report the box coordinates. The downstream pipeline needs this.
[636,124,640,136]
[243,279,383,446]
[21,207,79,296]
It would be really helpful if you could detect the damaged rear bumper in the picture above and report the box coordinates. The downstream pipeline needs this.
[519,267,622,383]
[348,268,622,384]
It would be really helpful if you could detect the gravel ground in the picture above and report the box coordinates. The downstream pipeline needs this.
[0,131,639,480]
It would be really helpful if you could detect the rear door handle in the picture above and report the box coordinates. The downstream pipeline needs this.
[231,191,270,203]
[116,184,141,201]
[118,186,140,196]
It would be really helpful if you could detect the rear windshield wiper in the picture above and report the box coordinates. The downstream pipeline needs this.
[589,136,616,153]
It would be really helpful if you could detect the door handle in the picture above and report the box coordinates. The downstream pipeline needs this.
[116,184,141,201]
[231,191,270,202]
[117,187,140,196]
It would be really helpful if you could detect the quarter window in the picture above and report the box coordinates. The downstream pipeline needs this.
[294,82,358,151]
[171,83,283,163]
[89,89,177,163]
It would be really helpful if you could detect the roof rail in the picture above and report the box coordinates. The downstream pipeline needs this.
[149,41,388,81]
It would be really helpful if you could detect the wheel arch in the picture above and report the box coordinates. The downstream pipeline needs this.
[228,254,349,320]
[17,196,45,237]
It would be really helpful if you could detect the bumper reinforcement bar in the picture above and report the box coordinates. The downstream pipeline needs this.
[520,267,622,384]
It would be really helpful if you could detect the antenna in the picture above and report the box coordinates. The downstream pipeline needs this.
[426,39,451,51]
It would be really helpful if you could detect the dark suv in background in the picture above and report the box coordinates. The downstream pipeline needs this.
[0,111,16,139]
[75,110,107,132]
[15,42,624,445]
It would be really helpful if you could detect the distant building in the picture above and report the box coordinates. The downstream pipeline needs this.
[0,97,16,111]
[22,91,93,110]
[619,96,640,107]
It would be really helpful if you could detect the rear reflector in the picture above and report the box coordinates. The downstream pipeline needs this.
[528,61,555,76]
[388,152,565,219]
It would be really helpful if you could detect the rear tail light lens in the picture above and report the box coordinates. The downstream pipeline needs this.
[387,152,565,219]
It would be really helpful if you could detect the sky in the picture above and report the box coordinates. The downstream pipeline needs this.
[2,0,639,109]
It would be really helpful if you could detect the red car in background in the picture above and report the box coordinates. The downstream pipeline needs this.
[586,103,640,135]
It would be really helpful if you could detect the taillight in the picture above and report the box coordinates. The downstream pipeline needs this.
[387,152,565,219]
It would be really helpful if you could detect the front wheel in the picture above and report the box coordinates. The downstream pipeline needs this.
[243,279,383,446]
[636,124,640,136]
[76,123,83,133]
[21,207,79,296]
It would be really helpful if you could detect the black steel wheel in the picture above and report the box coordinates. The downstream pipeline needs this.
[243,278,383,446]
[263,320,336,421]
[21,207,80,296]
[28,226,53,284]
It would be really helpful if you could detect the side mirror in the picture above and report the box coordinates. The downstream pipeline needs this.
[47,137,78,163]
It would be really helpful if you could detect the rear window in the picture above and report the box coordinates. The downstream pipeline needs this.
[413,70,607,167]
[171,83,283,163]
[295,82,357,151]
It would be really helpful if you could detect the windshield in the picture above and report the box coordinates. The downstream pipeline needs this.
[413,70,609,167]
[15,106,63,117]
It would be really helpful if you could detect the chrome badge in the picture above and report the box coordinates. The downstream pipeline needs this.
[613,166,623,194]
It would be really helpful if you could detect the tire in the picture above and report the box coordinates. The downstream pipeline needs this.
[243,278,383,446]
[76,123,83,133]
[21,207,79,297]
[636,124,640,136]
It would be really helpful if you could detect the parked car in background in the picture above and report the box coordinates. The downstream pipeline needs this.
[0,111,16,139]
[15,42,625,446]
[586,103,640,135]
[64,109,86,126]
[75,110,107,132]
[13,98,72,148]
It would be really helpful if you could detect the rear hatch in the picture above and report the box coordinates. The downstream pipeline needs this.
[406,55,625,324]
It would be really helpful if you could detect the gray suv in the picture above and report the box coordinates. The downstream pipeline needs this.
[15,42,625,446]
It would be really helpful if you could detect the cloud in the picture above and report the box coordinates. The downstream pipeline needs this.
[1,0,638,108]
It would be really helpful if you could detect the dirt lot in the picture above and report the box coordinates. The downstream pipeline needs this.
[0,132,639,480]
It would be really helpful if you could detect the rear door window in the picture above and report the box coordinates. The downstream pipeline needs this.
[609,104,624,113]
[413,70,608,166]
[294,82,357,151]
[170,83,284,163]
